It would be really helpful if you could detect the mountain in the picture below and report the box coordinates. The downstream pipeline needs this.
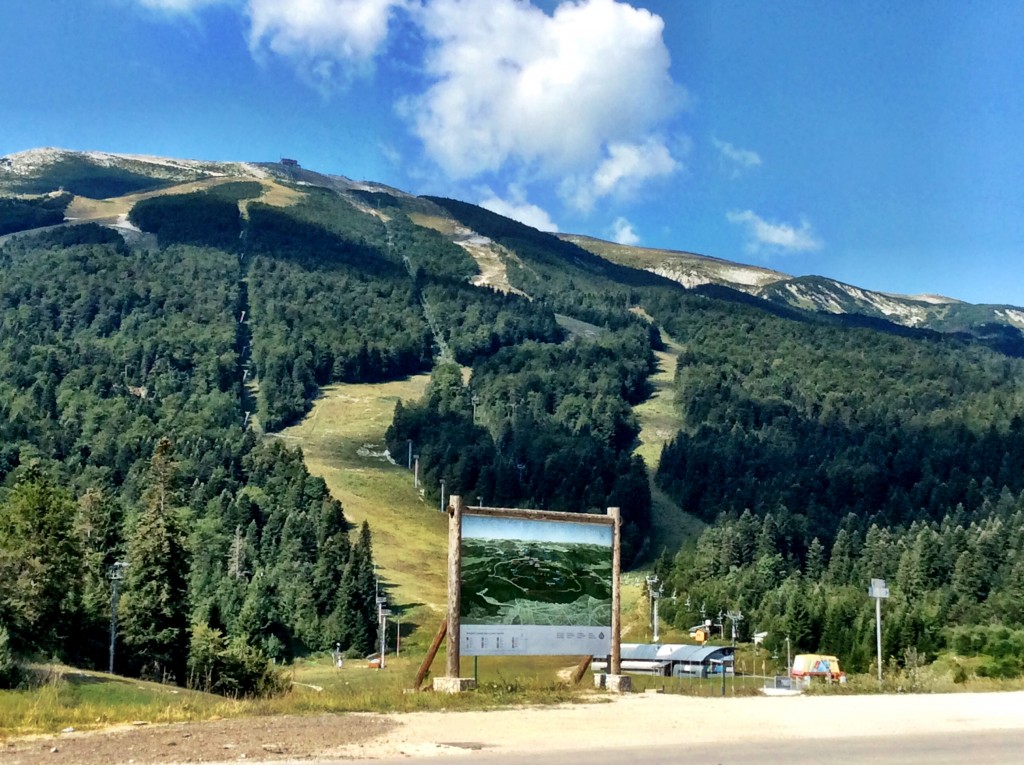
[5,147,1022,345]
[563,234,1024,340]
[4,147,1024,682]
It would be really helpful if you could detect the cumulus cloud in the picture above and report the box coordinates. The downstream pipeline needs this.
[713,138,761,176]
[136,0,408,81]
[564,138,678,211]
[727,209,822,255]
[247,0,408,83]
[479,185,559,232]
[610,217,640,246]
[134,0,688,207]
[410,0,685,190]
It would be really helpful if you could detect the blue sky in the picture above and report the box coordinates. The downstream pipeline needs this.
[463,514,612,545]
[3,1,1022,306]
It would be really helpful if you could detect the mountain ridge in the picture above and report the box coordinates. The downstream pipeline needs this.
[3,147,1022,341]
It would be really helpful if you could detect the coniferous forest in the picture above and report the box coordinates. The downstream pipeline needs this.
[3,157,1024,690]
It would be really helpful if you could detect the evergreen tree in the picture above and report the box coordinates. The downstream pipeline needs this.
[120,439,190,682]
[0,466,82,656]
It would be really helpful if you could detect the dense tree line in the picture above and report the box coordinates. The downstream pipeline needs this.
[245,200,433,428]
[0,222,379,692]
[657,491,1024,676]
[642,291,1024,675]
[652,294,1024,543]
[422,282,564,364]
[129,186,259,250]
[0,193,69,236]
[386,324,656,562]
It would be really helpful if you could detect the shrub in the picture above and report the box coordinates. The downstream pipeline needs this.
[0,624,25,689]
[187,624,288,698]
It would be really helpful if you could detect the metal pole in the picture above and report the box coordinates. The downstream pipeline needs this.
[108,562,125,675]
[108,577,120,674]
[876,596,883,683]
[653,595,660,644]
[379,605,386,670]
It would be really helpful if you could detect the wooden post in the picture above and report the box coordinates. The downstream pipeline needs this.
[413,618,447,691]
[446,495,463,678]
[608,506,621,676]
[571,654,593,685]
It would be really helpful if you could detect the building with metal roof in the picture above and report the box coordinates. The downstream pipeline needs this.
[592,643,735,678]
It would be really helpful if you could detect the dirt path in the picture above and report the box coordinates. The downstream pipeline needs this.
[6,691,1024,764]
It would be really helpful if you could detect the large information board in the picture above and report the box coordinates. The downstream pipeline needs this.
[459,511,613,656]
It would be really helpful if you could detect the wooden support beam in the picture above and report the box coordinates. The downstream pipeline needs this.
[571,654,593,685]
[413,618,447,691]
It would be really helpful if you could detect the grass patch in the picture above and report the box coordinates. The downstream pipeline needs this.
[631,331,705,562]
[275,377,449,640]
[0,655,598,737]
[0,667,230,738]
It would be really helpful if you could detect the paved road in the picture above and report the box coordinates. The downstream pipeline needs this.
[319,729,1024,765]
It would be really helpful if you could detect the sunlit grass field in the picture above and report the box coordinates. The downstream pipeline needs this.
[631,333,705,559]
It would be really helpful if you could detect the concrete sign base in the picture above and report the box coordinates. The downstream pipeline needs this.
[594,673,632,693]
[433,677,477,694]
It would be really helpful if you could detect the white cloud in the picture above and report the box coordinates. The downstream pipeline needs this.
[727,209,822,255]
[564,138,678,211]
[410,0,685,188]
[135,0,229,11]
[133,0,688,207]
[713,138,761,176]
[610,217,640,246]
[246,0,408,84]
[479,185,559,232]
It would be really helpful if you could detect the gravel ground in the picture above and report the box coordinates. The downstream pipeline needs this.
[4,691,1024,764]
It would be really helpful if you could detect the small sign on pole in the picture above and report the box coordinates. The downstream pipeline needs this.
[868,578,889,683]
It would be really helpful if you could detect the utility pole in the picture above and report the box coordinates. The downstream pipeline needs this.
[868,578,889,683]
[413,455,419,488]
[726,609,743,647]
[407,439,412,470]
[440,479,446,512]
[108,561,127,675]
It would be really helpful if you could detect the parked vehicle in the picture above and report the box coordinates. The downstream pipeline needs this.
[790,653,846,682]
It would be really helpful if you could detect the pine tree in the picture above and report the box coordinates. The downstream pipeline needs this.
[120,439,190,683]
[0,467,81,657]
[805,537,826,582]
